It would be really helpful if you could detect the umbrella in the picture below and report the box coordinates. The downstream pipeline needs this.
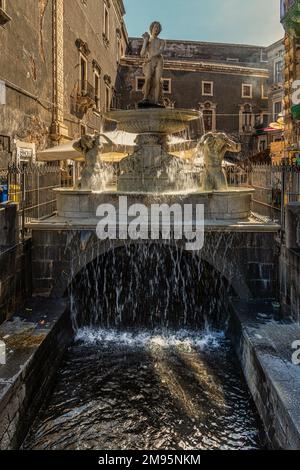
[37,131,196,163]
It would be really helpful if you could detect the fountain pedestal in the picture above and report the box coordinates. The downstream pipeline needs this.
[104,108,200,193]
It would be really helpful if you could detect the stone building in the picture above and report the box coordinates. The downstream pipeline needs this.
[251,39,284,160]
[120,38,270,155]
[281,0,300,162]
[0,0,128,168]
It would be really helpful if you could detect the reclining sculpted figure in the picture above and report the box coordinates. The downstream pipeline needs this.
[73,134,113,191]
[197,132,241,191]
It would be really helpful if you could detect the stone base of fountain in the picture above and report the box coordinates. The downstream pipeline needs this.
[118,133,187,192]
[54,187,255,221]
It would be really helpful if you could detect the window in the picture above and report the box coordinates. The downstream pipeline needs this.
[259,139,267,152]
[162,79,171,94]
[242,84,252,99]
[262,113,269,128]
[94,72,100,111]
[261,84,268,99]
[239,103,254,133]
[105,86,110,111]
[202,81,213,96]
[136,77,145,92]
[103,3,109,40]
[80,54,87,93]
[274,59,283,83]
[117,37,120,63]
[273,101,282,121]
[199,102,216,132]
[203,110,213,132]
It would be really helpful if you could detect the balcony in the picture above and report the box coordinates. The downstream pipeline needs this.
[71,81,96,117]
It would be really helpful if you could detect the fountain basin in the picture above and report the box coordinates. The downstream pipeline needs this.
[104,108,200,134]
[54,188,255,221]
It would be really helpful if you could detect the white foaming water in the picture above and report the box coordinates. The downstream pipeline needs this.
[75,327,225,352]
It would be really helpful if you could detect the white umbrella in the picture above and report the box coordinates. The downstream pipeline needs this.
[37,131,196,163]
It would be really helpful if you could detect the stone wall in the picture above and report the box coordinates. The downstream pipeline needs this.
[0,0,127,167]
[31,229,279,301]
[280,203,300,322]
[0,0,54,166]
[0,298,72,449]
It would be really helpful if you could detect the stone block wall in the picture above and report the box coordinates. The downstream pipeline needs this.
[31,228,279,302]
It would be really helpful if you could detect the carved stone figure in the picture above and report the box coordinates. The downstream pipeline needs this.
[140,21,166,106]
[197,132,241,191]
[73,134,111,191]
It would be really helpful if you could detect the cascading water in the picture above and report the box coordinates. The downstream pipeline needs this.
[23,243,265,450]
[68,243,231,330]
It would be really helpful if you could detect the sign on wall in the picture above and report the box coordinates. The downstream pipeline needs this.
[16,141,36,164]
[0,80,6,105]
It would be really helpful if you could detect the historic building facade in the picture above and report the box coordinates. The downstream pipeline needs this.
[251,39,284,161]
[0,0,127,168]
[281,0,300,162]
[120,39,270,155]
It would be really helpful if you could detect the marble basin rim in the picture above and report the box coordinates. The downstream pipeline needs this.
[103,108,201,134]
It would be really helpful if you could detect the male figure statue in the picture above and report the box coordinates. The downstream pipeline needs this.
[140,21,166,106]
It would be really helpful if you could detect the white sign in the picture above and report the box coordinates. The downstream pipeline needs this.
[0,340,6,365]
[0,81,6,105]
[17,147,33,161]
[16,141,36,163]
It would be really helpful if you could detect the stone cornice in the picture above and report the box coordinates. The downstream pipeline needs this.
[120,56,269,78]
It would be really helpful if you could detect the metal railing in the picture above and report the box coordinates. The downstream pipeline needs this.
[248,164,300,224]
[0,163,73,238]
[1,162,299,237]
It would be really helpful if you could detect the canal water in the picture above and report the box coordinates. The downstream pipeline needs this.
[24,245,265,450]
[24,328,264,450]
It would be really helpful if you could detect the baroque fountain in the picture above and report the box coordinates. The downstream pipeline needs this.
[54,20,253,223]
[21,21,280,452]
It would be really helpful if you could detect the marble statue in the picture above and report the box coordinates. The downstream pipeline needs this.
[197,132,241,191]
[73,134,110,191]
[140,21,166,106]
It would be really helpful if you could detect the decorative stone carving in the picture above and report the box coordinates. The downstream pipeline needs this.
[140,21,166,106]
[104,74,112,86]
[104,108,200,192]
[92,59,101,75]
[197,132,241,191]
[73,135,112,191]
[118,133,185,192]
[75,38,91,56]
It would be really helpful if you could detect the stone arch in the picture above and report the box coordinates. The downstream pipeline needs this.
[45,231,252,300]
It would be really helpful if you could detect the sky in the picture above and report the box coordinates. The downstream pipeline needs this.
[124,0,284,46]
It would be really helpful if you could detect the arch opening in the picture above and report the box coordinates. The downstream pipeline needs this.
[67,243,236,330]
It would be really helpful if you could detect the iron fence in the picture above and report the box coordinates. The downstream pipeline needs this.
[0,163,72,238]
[248,164,300,224]
[1,162,300,238]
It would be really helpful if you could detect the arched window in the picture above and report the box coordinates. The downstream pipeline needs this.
[239,103,254,134]
[199,101,216,132]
